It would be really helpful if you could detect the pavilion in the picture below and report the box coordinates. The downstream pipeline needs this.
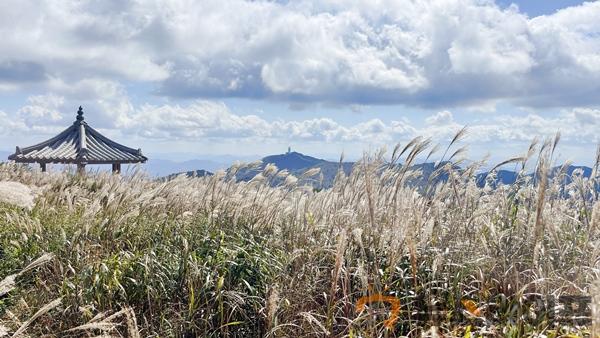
[8,106,147,173]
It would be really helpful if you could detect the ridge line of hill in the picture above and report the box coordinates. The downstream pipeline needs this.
[168,151,596,190]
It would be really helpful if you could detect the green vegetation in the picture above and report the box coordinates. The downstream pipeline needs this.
[1,133,600,337]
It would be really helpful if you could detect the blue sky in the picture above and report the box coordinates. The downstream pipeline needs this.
[497,0,587,16]
[1,0,599,165]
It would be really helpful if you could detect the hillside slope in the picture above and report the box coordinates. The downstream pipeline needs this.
[234,151,354,188]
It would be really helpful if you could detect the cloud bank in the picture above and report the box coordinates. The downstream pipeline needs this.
[4,97,600,149]
[1,0,600,108]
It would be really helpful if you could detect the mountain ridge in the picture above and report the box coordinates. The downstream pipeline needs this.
[3,149,596,189]
[228,152,598,189]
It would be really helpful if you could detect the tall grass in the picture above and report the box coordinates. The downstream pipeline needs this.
[1,134,600,337]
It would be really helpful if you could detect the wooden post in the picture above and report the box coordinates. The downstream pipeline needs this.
[112,163,121,174]
[40,163,46,172]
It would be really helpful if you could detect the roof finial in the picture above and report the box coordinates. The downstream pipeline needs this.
[76,106,84,122]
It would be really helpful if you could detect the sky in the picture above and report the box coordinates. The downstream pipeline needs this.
[1,0,599,165]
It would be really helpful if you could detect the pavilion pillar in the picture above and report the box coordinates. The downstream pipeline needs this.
[112,163,121,174]
[77,163,86,175]
[40,163,46,172]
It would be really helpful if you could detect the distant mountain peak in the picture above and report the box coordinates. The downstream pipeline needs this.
[262,151,325,170]
[265,151,316,159]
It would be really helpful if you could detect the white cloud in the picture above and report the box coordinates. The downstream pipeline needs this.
[123,103,600,147]
[0,111,26,135]
[425,110,454,126]
[0,1,169,85]
[0,0,599,108]
[17,94,65,128]
[128,101,272,139]
[125,101,414,143]
[572,108,600,126]
[446,3,534,75]
[4,93,600,158]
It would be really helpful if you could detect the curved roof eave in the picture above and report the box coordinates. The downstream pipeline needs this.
[7,107,148,164]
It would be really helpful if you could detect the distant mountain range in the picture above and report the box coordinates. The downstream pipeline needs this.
[165,169,213,181]
[0,151,228,177]
[475,164,595,188]
[226,152,597,190]
[169,152,466,189]
[143,159,225,177]
[2,149,597,190]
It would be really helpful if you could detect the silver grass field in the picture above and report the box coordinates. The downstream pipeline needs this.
[1,131,600,337]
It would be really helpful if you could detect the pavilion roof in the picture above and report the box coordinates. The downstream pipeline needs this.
[8,107,147,164]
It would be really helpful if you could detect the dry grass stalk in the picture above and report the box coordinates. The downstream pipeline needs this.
[593,280,600,338]
[266,285,280,331]
[532,142,550,267]
[0,253,54,297]
[11,297,62,338]
[123,307,140,338]
[0,325,8,338]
